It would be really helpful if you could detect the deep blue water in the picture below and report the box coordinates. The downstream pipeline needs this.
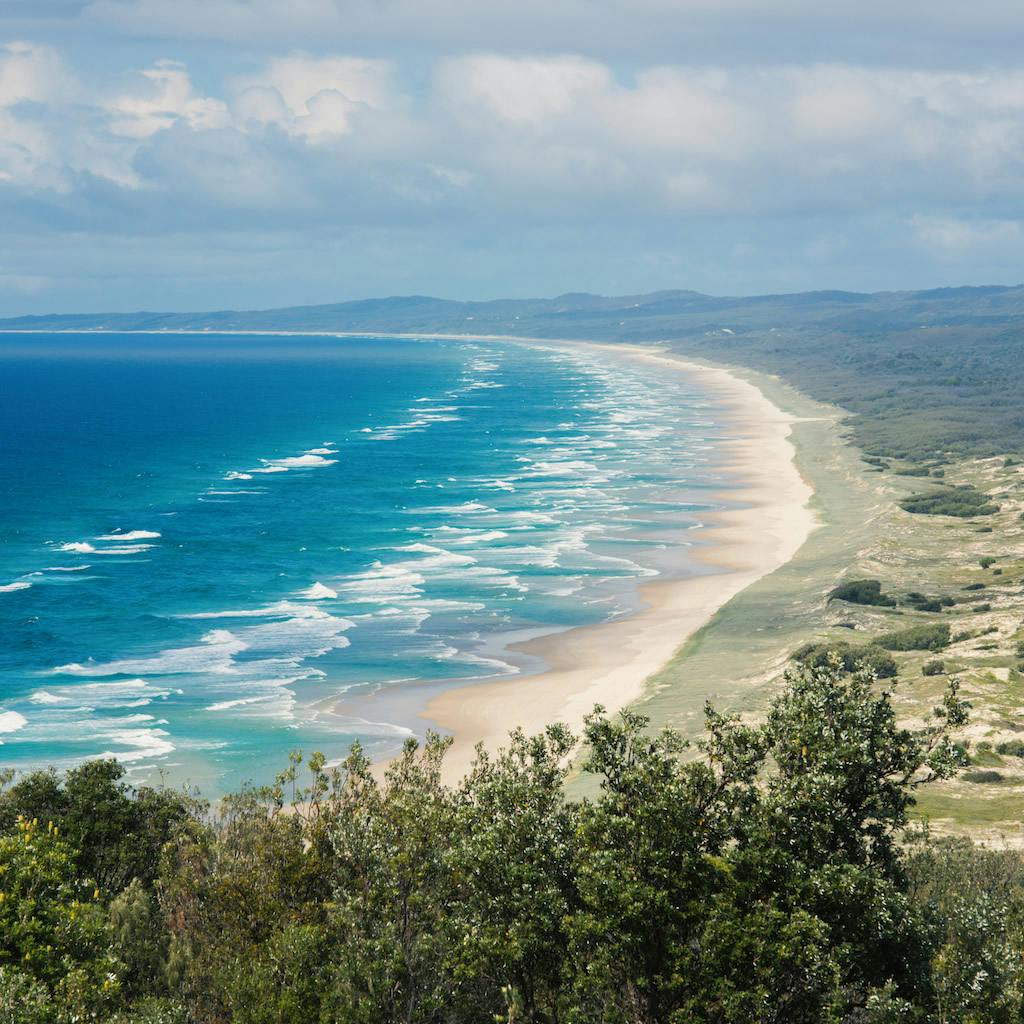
[0,332,728,793]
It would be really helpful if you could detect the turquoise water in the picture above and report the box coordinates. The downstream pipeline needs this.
[0,332,728,793]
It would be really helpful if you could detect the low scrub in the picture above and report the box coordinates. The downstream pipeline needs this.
[829,578,896,607]
[876,622,951,652]
[899,488,1000,517]
[793,640,898,678]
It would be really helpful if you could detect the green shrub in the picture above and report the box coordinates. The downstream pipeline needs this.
[973,603,992,612]
[922,659,946,676]
[900,489,999,517]
[963,583,986,591]
[876,623,951,652]
[829,579,896,607]
[899,466,932,477]
[996,740,1024,757]
[963,770,1004,784]
[792,641,898,678]
[980,557,997,569]
[976,526,993,533]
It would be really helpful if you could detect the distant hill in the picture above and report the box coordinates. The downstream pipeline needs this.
[5,284,1024,340]
[5,284,1024,460]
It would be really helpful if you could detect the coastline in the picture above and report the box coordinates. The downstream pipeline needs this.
[415,341,818,781]
[4,325,821,782]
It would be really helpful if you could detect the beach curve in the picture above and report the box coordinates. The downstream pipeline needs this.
[412,339,818,781]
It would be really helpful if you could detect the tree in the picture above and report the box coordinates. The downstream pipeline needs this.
[0,816,122,1020]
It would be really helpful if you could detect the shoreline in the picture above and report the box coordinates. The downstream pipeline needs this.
[6,326,820,783]
[413,340,819,781]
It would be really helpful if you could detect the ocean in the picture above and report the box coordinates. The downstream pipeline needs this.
[0,332,729,793]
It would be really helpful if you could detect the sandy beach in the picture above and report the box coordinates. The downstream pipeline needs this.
[414,339,818,781]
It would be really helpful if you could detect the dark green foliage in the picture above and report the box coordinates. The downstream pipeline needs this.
[963,770,1004,783]
[980,556,997,569]
[793,640,898,678]
[876,622,951,652]
[907,839,1024,1021]
[922,659,946,676]
[900,488,1000,517]
[0,661,1010,1023]
[0,760,195,893]
[996,740,1024,757]
[899,466,932,477]
[963,582,987,590]
[973,602,992,612]
[829,578,896,607]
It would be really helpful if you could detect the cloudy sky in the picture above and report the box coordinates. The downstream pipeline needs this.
[2,1,1024,314]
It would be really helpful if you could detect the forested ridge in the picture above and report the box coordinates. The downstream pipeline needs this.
[2,659,1023,1023]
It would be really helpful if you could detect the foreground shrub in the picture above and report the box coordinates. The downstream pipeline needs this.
[0,660,985,1023]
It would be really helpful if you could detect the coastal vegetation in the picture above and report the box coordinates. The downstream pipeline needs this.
[9,659,1024,1023]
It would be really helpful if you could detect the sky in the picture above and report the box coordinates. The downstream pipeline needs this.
[3,1,1024,314]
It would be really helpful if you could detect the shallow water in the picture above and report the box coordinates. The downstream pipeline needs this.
[0,332,729,793]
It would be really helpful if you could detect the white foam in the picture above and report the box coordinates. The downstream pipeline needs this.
[96,530,161,541]
[43,565,91,572]
[29,690,66,705]
[260,453,337,469]
[52,630,248,677]
[178,601,317,620]
[0,581,31,593]
[94,544,154,555]
[59,542,96,553]
[205,695,276,712]
[0,711,27,734]
[299,582,338,600]
[224,471,253,480]
[91,724,175,763]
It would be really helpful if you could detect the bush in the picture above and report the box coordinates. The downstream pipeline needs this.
[876,623,951,652]
[900,489,999,517]
[963,770,1004,784]
[962,582,986,591]
[829,579,896,607]
[980,557,997,569]
[922,660,946,676]
[792,641,898,678]
[996,740,1024,757]
[973,603,992,612]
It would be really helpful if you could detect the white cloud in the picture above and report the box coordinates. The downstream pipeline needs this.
[6,45,1024,246]
[106,60,229,138]
[233,55,398,140]
[0,41,69,106]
